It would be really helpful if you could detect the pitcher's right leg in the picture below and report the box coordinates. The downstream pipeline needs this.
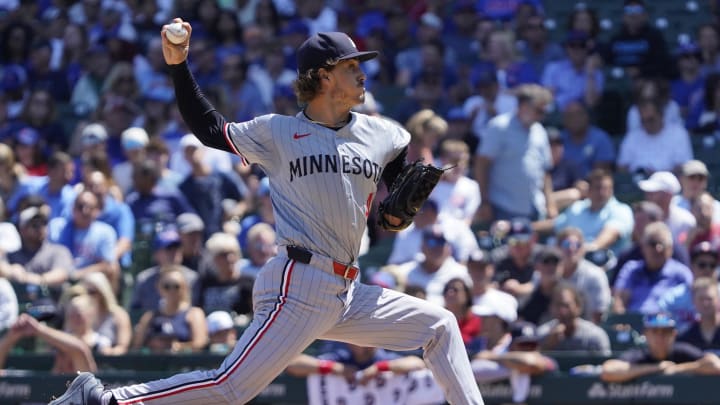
[111,258,346,404]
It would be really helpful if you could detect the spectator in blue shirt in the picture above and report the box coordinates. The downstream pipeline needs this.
[49,190,118,287]
[671,42,705,120]
[28,151,76,220]
[85,170,135,270]
[612,221,693,315]
[541,31,604,110]
[518,14,564,80]
[559,100,615,178]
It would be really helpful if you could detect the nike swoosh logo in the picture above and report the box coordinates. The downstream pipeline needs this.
[293,132,311,139]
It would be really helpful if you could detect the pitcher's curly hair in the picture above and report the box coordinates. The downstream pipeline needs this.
[292,59,339,105]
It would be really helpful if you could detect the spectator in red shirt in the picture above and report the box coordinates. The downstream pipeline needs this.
[443,277,482,351]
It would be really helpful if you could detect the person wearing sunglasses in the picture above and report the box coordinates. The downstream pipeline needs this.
[555,227,611,324]
[613,222,693,315]
[658,241,720,333]
[132,267,207,353]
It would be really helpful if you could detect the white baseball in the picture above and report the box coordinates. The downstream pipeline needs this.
[165,22,188,45]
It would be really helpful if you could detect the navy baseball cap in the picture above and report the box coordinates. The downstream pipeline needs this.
[296,32,378,75]
[643,313,676,329]
[154,226,181,249]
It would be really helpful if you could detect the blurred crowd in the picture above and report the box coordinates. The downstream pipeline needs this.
[2,0,720,403]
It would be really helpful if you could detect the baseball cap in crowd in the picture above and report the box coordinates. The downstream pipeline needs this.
[472,298,518,323]
[80,123,108,147]
[419,12,443,31]
[643,312,676,329]
[176,212,205,234]
[623,0,645,14]
[15,127,40,146]
[468,248,491,265]
[17,206,49,228]
[510,321,541,345]
[422,227,448,248]
[681,159,709,177]
[638,171,681,194]
[470,64,497,87]
[154,226,181,249]
[121,127,149,151]
[690,241,719,260]
[180,133,203,150]
[535,245,563,265]
[296,32,378,75]
[507,217,534,242]
[206,310,235,335]
[675,42,701,59]
[563,30,591,48]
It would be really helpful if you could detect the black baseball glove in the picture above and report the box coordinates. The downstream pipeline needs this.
[378,160,445,231]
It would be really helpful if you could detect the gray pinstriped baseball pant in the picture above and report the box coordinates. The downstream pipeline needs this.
[111,253,484,404]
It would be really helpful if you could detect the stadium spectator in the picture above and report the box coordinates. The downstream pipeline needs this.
[558,100,616,178]
[428,139,481,225]
[604,0,672,79]
[80,272,131,356]
[394,69,452,129]
[468,248,518,309]
[131,267,208,353]
[538,283,611,355]
[404,109,448,173]
[111,127,149,195]
[612,201,691,286]
[545,127,587,211]
[405,227,471,306]
[218,52,270,122]
[144,138,184,193]
[32,152,75,220]
[4,205,72,303]
[519,246,563,325]
[475,28,539,91]
[12,127,46,177]
[237,177,275,252]
[63,294,111,354]
[552,169,634,256]
[443,277,482,351]
[126,158,194,235]
[626,78,684,134]
[19,88,67,153]
[518,13,564,78]
[475,84,554,222]
[0,313,96,374]
[462,63,518,142]
[555,227,611,323]
[492,217,541,303]
[178,133,246,239]
[176,212,206,271]
[659,241,720,333]
[697,23,720,76]
[85,170,134,271]
[617,99,693,174]
[671,42,705,119]
[639,171,696,255]
[566,4,601,47]
[541,31,603,110]
[130,226,199,312]
[612,222,693,315]
[205,310,238,354]
[678,277,720,350]
[197,232,253,315]
[673,160,720,224]
[285,342,426,385]
[394,12,453,87]
[49,190,117,286]
[686,192,720,249]
[0,143,38,217]
[472,313,556,401]
[601,313,720,383]
[70,44,113,116]
[238,222,277,280]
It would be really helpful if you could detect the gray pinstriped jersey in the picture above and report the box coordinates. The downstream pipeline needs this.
[226,111,410,264]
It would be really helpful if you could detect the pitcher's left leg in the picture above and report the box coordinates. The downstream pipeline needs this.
[322,282,484,405]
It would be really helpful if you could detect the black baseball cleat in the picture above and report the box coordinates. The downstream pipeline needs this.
[49,372,104,405]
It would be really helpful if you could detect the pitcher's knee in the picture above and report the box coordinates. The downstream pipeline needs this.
[424,307,461,347]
